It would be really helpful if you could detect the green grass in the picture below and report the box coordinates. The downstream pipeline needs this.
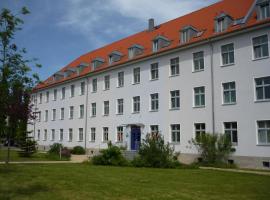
[0,149,69,162]
[0,164,269,200]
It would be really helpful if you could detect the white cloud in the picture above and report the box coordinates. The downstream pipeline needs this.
[57,0,219,48]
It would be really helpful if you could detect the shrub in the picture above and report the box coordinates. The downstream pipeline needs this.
[48,143,62,155]
[71,146,85,155]
[61,147,71,158]
[131,133,180,168]
[18,139,37,157]
[190,133,234,165]
[91,142,129,166]
[48,143,71,159]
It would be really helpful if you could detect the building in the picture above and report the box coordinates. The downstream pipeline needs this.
[29,0,270,169]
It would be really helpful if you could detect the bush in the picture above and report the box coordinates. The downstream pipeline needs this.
[61,147,71,158]
[48,143,71,159]
[131,133,180,168]
[48,143,62,154]
[18,139,37,157]
[91,142,129,166]
[190,133,234,165]
[71,146,85,155]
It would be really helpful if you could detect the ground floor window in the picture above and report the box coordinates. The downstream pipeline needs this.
[194,123,205,140]
[150,125,159,138]
[90,128,96,142]
[103,127,109,142]
[257,120,270,145]
[37,130,40,141]
[117,126,123,142]
[51,129,55,141]
[171,124,180,143]
[79,128,84,141]
[59,129,63,141]
[44,129,47,141]
[68,128,73,142]
[224,122,238,145]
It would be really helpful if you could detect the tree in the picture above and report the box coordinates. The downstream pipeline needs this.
[0,7,41,163]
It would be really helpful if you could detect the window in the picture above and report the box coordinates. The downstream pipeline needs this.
[150,93,159,111]
[70,85,75,97]
[118,71,124,87]
[117,99,124,114]
[217,18,226,32]
[170,57,179,76]
[45,110,48,122]
[253,35,269,59]
[223,82,236,104]
[60,108,64,120]
[52,109,56,121]
[152,40,158,52]
[53,89,57,100]
[150,125,159,137]
[194,123,205,140]
[90,128,96,142]
[103,127,109,142]
[37,130,40,140]
[69,106,74,119]
[133,96,140,113]
[59,129,63,141]
[170,90,180,109]
[79,105,84,118]
[92,78,97,92]
[91,103,96,117]
[44,129,47,141]
[117,126,123,142]
[133,67,140,84]
[37,111,41,122]
[224,122,238,144]
[68,128,73,142]
[193,51,204,71]
[46,91,49,102]
[194,87,205,107]
[104,101,109,116]
[221,43,234,65]
[181,30,188,43]
[255,76,270,101]
[104,75,110,90]
[150,63,159,80]
[171,124,180,143]
[79,128,84,141]
[80,82,85,95]
[39,93,42,104]
[257,120,270,145]
[51,129,55,141]
[61,87,65,99]
[258,2,270,20]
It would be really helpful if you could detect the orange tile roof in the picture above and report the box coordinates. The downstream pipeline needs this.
[35,0,270,91]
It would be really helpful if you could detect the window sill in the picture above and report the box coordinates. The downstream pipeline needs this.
[132,111,140,114]
[115,141,123,144]
[256,144,270,146]
[169,108,180,111]
[103,114,109,117]
[102,141,108,143]
[116,113,123,116]
[78,140,83,142]
[149,110,159,112]
[132,82,140,85]
[150,78,159,82]
[192,69,204,73]
[70,96,74,98]
[69,118,73,120]
[91,91,97,93]
[116,85,124,88]
[103,89,110,91]
[254,99,270,103]
[90,115,96,118]
[252,56,269,61]
[193,105,205,109]
[169,74,179,78]
[222,102,237,106]
[220,63,235,67]
[170,142,180,145]
[89,141,95,143]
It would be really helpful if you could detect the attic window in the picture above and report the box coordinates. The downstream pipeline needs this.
[257,0,270,20]
[64,67,76,78]
[108,51,122,65]
[152,35,170,52]
[53,72,64,81]
[215,13,233,33]
[77,62,88,75]
[128,44,144,59]
[92,58,104,70]
[180,26,198,44]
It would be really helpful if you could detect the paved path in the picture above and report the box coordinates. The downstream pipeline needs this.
[0,161,81,164]
[200,166,270,176]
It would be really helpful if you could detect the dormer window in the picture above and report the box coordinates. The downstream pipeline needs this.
[180,26,198,44]
[108,51,122,65]
[91,57,104,70]
[77,62,88,75]
[64,67,76,78]
[215,13,233,33]
[128,44,144,59]
[257,0,270,20]
[53,71,64,81]
[152,35,170,52]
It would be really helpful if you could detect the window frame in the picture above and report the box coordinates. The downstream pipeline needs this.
[103,101,110,116]
[223,122,238,145]
[70,84,75,97]
[116,126,124,143]
[150,93,159,111]
[170,57,180,76]
[92,78,97,93]
[220,43,235,66]
[256,120,270,145]
[150,63,159,80]
[171,124,180,143]
[254,76,270,102]
[252,34,269,60]
[193,86,205,108]
[103,127,109,142]
[133,67,140,84]
[78,128,84,142]
[222,81,236,105]
[91,102,96,117]
[193,51,205,72]
[117,71,124,87]
[170,90,180,110]
[68,128,73,142]
[133,96,140,113]
[90,127,96,142]
[117,98,124,115]
[104,75,110,90]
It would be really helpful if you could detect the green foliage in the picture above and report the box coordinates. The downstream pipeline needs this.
[18,138,37,157]
[191,133,234,165]
[71,146,85,155]
[91,142,129,166]
[48,143,62,155]
[47,143,71,159]
[132,133,180,168]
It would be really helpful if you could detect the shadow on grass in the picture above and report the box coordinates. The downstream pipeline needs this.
[0,182,50,200]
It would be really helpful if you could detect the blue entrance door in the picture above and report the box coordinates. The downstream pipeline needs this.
[131,126,141,150]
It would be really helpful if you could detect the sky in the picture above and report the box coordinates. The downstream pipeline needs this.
[1,0,219,81]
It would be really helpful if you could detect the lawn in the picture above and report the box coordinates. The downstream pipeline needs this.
[0,164,269,200]
[0,149,69,162]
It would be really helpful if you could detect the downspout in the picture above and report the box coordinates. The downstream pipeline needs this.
[209,41,215,134]
[84,78,89,151]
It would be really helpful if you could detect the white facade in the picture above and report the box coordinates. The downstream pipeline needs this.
[29,21,270,169]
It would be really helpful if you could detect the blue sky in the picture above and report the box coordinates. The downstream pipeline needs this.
[1,0,218,81]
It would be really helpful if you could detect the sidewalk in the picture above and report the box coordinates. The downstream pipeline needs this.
[0,160,81,164]
[200,166,270,176]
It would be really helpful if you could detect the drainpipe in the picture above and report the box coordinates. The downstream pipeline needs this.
[209,41,216,134]
[84,78,89,151]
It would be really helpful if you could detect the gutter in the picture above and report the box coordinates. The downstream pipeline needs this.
[209,41,215,134]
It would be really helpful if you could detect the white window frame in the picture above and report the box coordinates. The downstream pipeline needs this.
[116,126,123,143]
[79,104,84,118]
[52,109,56,121]
[193,51,204,72]
[170,57,180,76]
[61,87,66,99]
[223,122,238,145]
[91,103,96,117]
[46,91,49,102]
[53,89,57,101]
[252,34,269,60]
[92,78,97,93]
[90,128,96,142]
[51,129,55,141]
[103,101,109,116]
[78,128,84,142]
[104,75,110,90]
[257,120,270,145]
[68,128,73,142]
[70,84,75,97]
[69,106,74,119]
[254,76,270,101]
[221,43,235,66]
[193,86,205,107]
[150,63,159,80]
[170,90,180,110]
[80,82,85,95]
[133,96,140,113]
[103,127,109,142]
[59,129,64,141]
[171,124,180,143]
[117,99,124,115]
[43,129,47,141]
[117,71,124,87]
[194,123,206,139]
[60,107,64,120]
[150,93,159,111]
[133,67,140,84]
[222,81,236,105]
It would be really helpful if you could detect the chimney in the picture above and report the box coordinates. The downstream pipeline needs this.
[148,18,154,31]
